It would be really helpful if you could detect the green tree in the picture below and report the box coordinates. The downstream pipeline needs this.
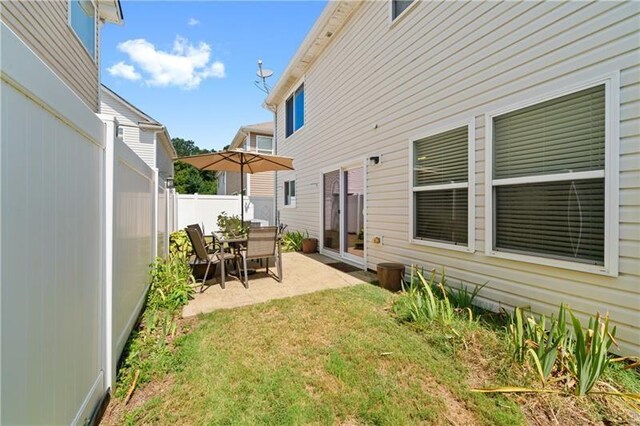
[172,137,218,194]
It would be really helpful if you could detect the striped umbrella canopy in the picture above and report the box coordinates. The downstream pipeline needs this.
[177,149,294,222]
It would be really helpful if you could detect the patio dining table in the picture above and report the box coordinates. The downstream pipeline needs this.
[211,231,282,277]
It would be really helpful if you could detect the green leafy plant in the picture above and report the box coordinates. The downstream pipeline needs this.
[446,281,487,312]
[217,211,247,237]
[116,255,196,400]
[147,256,195,313]
[570,311,617,396]
[401,266,455,324]
[169,230,192,260]
[281,230,307,252]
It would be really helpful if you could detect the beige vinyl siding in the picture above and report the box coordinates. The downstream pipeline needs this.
[1,0,100,111]
[275,1,640,355]
[249,172,274,196]
[224,171,243,195]
[100,90,157,168]
[248,133,274,196]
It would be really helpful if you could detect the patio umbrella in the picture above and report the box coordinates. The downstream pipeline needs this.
[177,149,294,222]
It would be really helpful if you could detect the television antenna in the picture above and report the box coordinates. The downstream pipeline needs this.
[254,59,273,94]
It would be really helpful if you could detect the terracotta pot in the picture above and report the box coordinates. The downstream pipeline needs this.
[302,238,318,254]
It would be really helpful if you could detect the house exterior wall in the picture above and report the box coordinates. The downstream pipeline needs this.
[1,0,100,111]
[275,1,640,355]
[247,132,275,196]
[100,90,157,168]
[156,137,174,181]
[224,170,244,195]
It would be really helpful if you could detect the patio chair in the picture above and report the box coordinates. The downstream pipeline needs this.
[187,223,216,253]
[239,226,282,287]
[185,227,238,291]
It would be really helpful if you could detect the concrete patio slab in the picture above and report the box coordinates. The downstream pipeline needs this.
[182,252,376,317]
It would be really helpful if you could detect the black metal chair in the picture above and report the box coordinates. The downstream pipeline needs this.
[185,227,237,291]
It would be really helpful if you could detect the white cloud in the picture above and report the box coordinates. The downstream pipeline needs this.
[107,61,141,81]
[116,36,226,90]
[188,17,200,26]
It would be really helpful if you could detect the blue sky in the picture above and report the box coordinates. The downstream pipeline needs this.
[101,1,327,151]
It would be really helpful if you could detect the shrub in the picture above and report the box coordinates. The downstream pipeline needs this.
[217,211,246,237]
[116,255,195,399]
[169,230,192,260]
[281,230,307,252]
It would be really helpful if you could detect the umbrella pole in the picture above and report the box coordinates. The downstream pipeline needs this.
[240,162,244,223]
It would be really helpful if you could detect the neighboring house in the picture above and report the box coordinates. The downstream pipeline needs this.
[265,2,640,355]
[100,84,177,182]
[1,0,123,112]
[217,121,275,197]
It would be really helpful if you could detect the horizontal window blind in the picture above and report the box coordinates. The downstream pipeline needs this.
[414,126,468,186]
[415,189,468,245]
[495,179,604,264]
[494,84,605,179]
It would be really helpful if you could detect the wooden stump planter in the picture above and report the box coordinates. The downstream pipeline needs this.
[377,262,405,292]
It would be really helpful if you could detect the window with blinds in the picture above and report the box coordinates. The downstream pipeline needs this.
[491,84,606,265]
[392,0,414,20]
[412,125,469,246]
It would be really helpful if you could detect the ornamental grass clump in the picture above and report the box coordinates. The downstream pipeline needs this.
[281,230,307,252]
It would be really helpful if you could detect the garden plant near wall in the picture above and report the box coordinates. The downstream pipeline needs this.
[281,230,307,252]
[115,231,196,403]
[393,265,640,410]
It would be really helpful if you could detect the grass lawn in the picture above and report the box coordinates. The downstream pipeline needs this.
[108,284,639,425]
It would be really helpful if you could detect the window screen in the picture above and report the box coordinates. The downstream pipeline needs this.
[413,125,469,246]
[492,84,606,265]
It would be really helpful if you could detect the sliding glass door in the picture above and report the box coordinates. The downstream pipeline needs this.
[322,164,365,265]
[323,170,341,253]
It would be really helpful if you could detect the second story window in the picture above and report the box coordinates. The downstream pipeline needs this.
[285,84,304,138]
[391,0,414,21]
[69,0,96,60]
[256,136,273,154]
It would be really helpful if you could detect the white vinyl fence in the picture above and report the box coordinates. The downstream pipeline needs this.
[1,24,106,425]
[176,194,275,231]
[1,23,176,425]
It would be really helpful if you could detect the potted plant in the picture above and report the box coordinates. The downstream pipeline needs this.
[302,231,318,254]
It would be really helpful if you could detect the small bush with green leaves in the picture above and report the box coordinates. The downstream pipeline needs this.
[169,230,192,260]
[281,230,308,252]
[115,255,196,399]
[217,211,247,237]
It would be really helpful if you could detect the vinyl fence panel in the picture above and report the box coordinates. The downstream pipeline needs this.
[1,23,106,425]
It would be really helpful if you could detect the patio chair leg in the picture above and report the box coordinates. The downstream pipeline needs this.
[201,261,212,293]
[243,254,249,289]
[277,247,283,282]
[219,254,225,290]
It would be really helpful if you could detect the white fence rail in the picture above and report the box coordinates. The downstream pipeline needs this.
[176,194,275,231]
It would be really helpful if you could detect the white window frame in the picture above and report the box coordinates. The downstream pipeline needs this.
[389,0,419,27]
[68,0,97,62]
[408,118,475,253]
[484,73,620,276]
[285,82,305,138]
[283,179,296,208]
[256,135,273,154]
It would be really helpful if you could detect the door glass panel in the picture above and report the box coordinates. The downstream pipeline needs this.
[344,167,364,258]
[323,170,340,252]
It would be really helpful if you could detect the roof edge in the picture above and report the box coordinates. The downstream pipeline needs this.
[265,1,362,107]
